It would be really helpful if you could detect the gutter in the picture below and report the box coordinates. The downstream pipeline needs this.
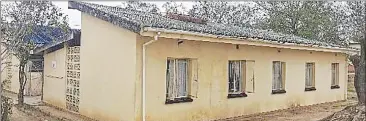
[142,32,160,121]
[143,27,359,54]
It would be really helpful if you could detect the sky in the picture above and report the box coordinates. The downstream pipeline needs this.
[52,1,195,29]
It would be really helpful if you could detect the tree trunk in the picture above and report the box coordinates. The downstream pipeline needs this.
[363,2,366,106]
[17,64,26,105]
[350,55,366,104]
[359,33,366,105]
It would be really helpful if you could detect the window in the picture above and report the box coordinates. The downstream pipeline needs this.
[305,63,316,91]
[29,60,44,72]
[331,63,340,89]
[228,60,255,98]
[272,61,286,94]
[166,58,197,104]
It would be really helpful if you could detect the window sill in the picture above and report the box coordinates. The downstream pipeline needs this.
[272,89,286,94]
[227,93,247,99]
[305,87,316,91]
[29,70,43,72]
[165,97,193,104]
[331,85,340,89]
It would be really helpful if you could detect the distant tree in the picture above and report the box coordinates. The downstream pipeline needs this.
[256,1,345,44]
[122,1,159,13]
[188,1,260,28]
[1,1,70,105]
[162,1,187,14]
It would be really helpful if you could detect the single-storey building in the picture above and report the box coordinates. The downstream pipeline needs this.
[346,42,360,82]
[40,1,357,121]
[349,42,360,50]
[1,52,43,96]
[1,25,77,96]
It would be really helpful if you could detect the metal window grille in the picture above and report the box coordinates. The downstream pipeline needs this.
[166,58,189,100]
[29,60,44,72]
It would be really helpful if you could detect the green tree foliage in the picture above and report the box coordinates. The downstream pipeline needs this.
[122,1,159,13]
[188,1,259,28]
[256,1,345,45]
[347,1,366,42]
[162,1,187,14]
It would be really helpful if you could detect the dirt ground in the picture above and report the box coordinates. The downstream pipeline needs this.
[10,107,40,121]
[2,91,58,121]
[217,81,358,121]
[4,81,359,121]
[3,90,94,121]
[10,105,60,121]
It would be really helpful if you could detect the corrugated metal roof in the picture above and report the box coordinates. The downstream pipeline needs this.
[2,23,78,53]
[24,26,75,45]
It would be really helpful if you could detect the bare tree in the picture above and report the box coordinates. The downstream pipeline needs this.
[1,1,70,105]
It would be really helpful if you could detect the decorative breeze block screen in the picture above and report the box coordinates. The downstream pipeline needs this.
[66,46,80,112]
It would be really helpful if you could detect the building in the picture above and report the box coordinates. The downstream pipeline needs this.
[346,42,359,82]
[39,1,357,121]
[1,25,77,96]
[349,42,360,50]
[1,52,43,96]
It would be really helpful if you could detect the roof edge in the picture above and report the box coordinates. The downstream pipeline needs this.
[68,1,142,33]
[33,32,74,54]
[142,27,359,54]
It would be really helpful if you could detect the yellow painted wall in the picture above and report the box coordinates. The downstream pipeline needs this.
[7,55,20,93]
[0,54,20,93]
[43,46,67,108]
[137,37,347,121]
[1,54,42,96]
[134,36,146,121]
[24,71,43,96]
[42,13,348,121]
[78,13,137,121]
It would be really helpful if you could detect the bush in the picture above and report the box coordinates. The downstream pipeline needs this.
[1,96,13,121]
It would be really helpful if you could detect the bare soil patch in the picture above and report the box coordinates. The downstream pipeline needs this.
[217,82,358,121]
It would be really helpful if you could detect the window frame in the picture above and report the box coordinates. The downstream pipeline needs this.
[331,63,340,89]
[272,61,286,94]
[165,58,194,104]
[29,60,44,72]
[305,62,316,91]
[227,60,247,98]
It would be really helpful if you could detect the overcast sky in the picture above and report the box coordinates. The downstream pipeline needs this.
[52,1,195,29]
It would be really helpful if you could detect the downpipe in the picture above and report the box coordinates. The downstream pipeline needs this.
[142,32,160,121]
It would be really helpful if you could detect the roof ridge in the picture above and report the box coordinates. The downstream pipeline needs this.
[69,1,349,49]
